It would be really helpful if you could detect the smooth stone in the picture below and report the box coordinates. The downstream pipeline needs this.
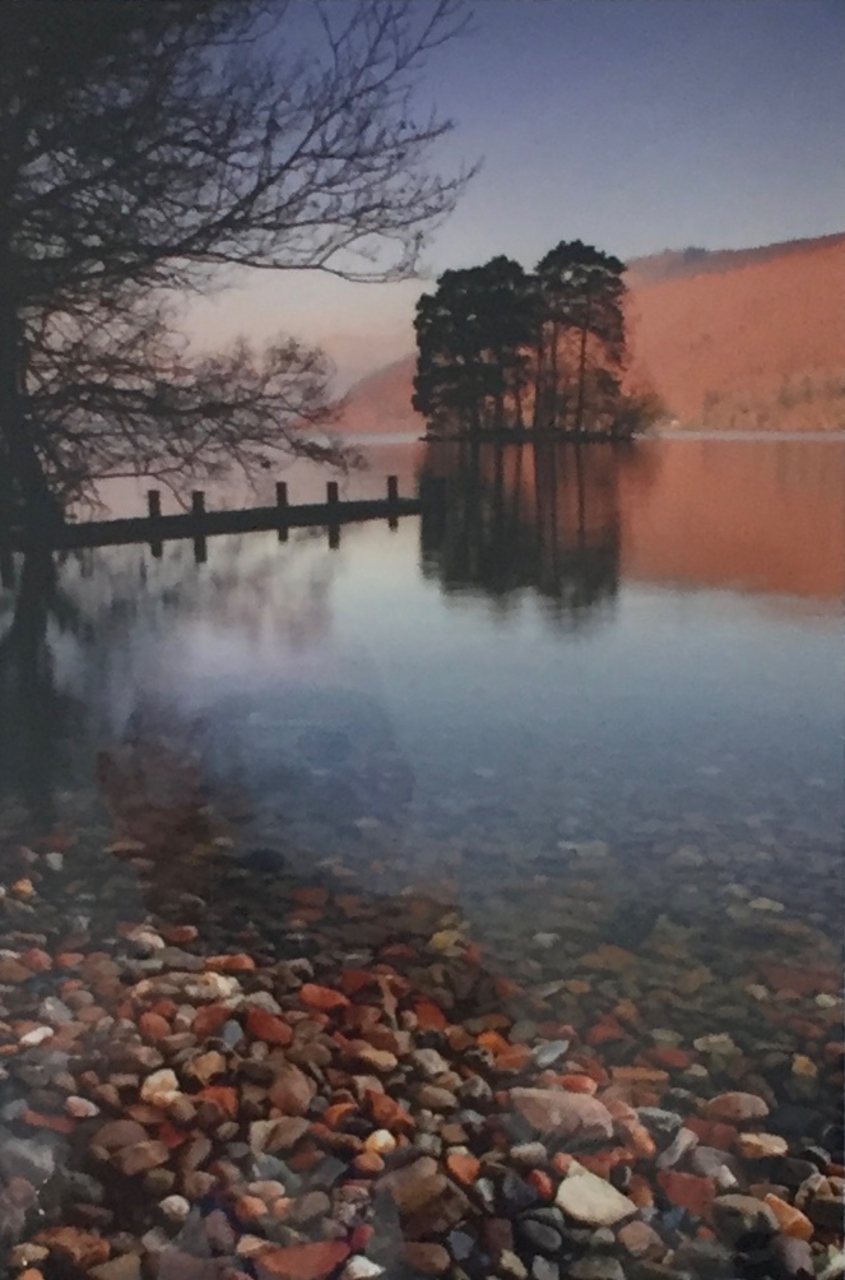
[517,1218,563,1256]
[656,1127,699,1169]
[511,1142,549,1167]
[416,1084,458,1111]
[112,1141,170,1176]
[555,1166,637,1226]
[532,1261,560,1280]
[447,1231,474,1262]
[0,1135,58,1184]
[159,1195,191,1223]
[140,1069,180,1107]
[500,1170,541,1215]
[769,1235,814,1278]
[617,1221,665,1259]
[90,1257,142,1280]
[673,1239,735,1277]
[706,1092,769,1123]
[499,1250,528,1280]
[410,1048,451,1078]
[637,1109,683,1140]
[533,1040,570,1069]
[738,1132,789,1160]
[511,1089,613,1142]
[342,1260,386,1280]
[20,1027,53,1046]
[377,1156,445,1214]
[712,1194,779,1245]
[570,1259,625,1280]
[401,1242,451,1275]
[39,998,73,1025]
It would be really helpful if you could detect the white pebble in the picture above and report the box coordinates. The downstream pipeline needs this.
[45,852,64,871]
[343,1259,386,1280]
[159,1194,191,1223]
[20,1026,54,1047]
[66,1096,100,1118]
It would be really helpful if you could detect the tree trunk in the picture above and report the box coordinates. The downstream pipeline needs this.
[0,299,63,534]
[532,326,545,430]
[549,322,559,429]
[574,293,593,434]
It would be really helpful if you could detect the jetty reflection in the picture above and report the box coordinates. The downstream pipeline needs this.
[418,441,628,628]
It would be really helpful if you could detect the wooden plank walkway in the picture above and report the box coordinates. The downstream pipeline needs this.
[0,476,439,560]
[0,476,448,565]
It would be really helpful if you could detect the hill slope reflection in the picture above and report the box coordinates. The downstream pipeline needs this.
[411,435,844,618]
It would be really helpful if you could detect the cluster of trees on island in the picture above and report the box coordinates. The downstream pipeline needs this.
[413,241,662,437]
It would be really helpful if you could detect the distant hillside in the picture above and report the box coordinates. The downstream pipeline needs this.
[626,231,845,287]
[334,231,845,434]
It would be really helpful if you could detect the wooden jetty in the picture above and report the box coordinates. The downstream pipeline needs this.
[0,475,437,564]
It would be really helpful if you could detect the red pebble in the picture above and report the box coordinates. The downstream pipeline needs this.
[20,949,52,974]
[586,1016,628,1047]
[254,1240,349,1280]
[22,1109,74,1134]
[527,1169,554,1200]
[339,969,376,996]
[158,1121,189,1149]
[560,1073,598,1094]
[414,999,448,1031]
[649,1045,695,1070]
[299,983,350,1012]
[350,1224,374,1253]
[192,1005,230,1040]
[204,954,256,973]
[578,1151,620,1179]
[292,886,328,908]
[138,1012,171,1041]
[198,1086,238,1119]
[161,924,198,944]
[245,1008,292,1046]
[658,1170,716,1221]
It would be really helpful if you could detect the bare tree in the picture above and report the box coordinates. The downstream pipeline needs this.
[0,0,474,524]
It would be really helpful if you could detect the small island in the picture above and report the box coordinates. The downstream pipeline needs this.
[413,239,662,442]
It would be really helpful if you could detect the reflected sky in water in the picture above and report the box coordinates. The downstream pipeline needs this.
[0,436,842,939]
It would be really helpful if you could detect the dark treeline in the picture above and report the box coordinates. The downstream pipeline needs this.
[413,240,662,436]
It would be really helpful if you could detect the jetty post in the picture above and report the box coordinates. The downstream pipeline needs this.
[147,489,163,559]
[191,490,207,563]
[387,474,399,531]
[326,480,340,549]
[275,481,288,543]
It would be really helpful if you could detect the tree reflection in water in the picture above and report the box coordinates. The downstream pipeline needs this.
[418,440,627,628]
[0,531,336,832]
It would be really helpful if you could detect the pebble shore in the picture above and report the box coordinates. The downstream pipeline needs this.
[0,827,842,1280]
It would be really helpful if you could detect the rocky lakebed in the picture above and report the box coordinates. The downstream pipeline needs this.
[0,761,842,1280]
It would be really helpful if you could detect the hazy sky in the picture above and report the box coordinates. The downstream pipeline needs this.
[188,0,845,385]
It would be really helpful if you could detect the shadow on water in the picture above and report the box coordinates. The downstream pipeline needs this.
[417,440,631,629]
[0,552,88,827]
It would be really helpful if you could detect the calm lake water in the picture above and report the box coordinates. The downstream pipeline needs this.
[0,433,843,1267]
[2,435,842,924]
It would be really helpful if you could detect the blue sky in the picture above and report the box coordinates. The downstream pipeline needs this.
[188,0,845,384]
